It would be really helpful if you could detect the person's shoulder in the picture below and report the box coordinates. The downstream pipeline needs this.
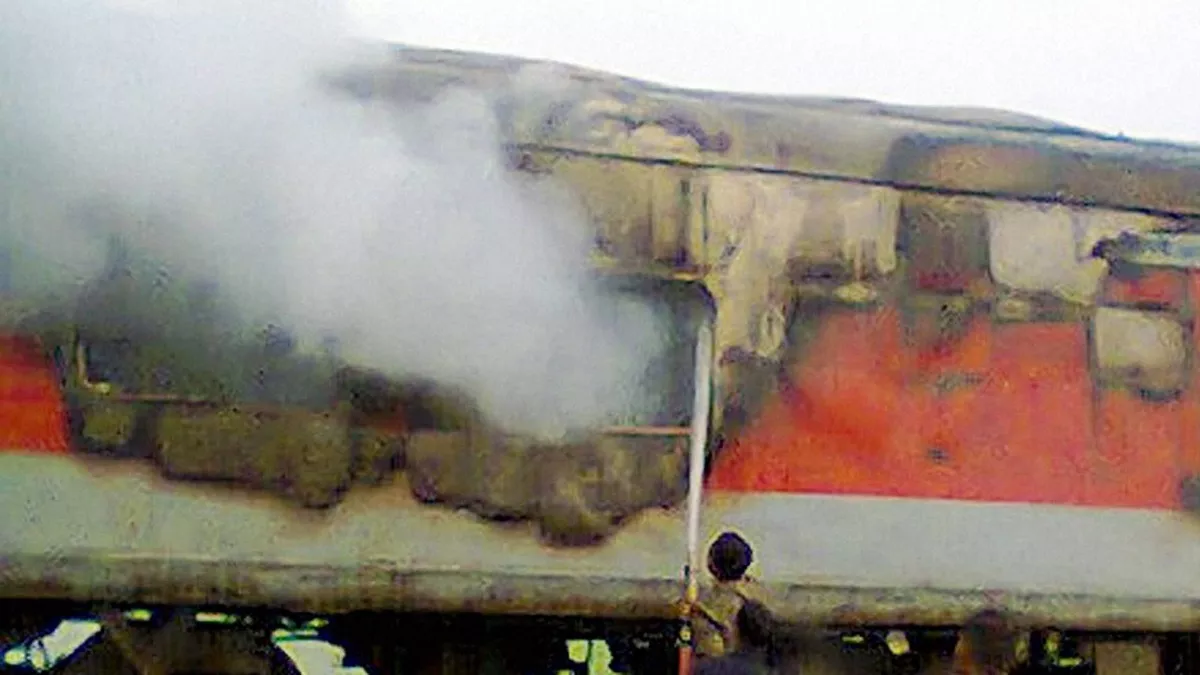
[732,578,775,606]
[702,583,745,613]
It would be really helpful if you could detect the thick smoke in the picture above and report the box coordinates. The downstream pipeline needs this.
[0,0,670,439]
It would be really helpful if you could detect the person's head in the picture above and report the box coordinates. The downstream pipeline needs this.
[733,600,774,652]
[707,531,753,582]
[956,608,1021,674]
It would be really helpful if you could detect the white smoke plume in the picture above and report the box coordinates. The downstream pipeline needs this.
[0,0,671,439]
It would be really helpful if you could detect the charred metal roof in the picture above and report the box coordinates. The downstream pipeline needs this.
[327,44,1200,219]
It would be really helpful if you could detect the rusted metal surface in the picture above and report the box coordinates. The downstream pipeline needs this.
[6,453,1200,630]
[4,554,1200,632]
[601,425,691,437]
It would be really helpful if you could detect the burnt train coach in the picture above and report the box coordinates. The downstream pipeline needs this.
[4,44,1200,674]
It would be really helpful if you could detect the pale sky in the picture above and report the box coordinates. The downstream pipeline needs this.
[346,0,1200,144]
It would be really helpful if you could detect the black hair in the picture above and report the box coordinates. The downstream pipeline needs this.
[707,531,753,582]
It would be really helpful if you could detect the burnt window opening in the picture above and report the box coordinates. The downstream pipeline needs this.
[590,276,714,430]
[1091,306,1189,402]
[1092,257,1192,402]
[897,196,991,294]
[78,337,136,387]
[333,276,715,434]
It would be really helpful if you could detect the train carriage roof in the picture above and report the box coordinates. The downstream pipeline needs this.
[329,45,1200,218]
